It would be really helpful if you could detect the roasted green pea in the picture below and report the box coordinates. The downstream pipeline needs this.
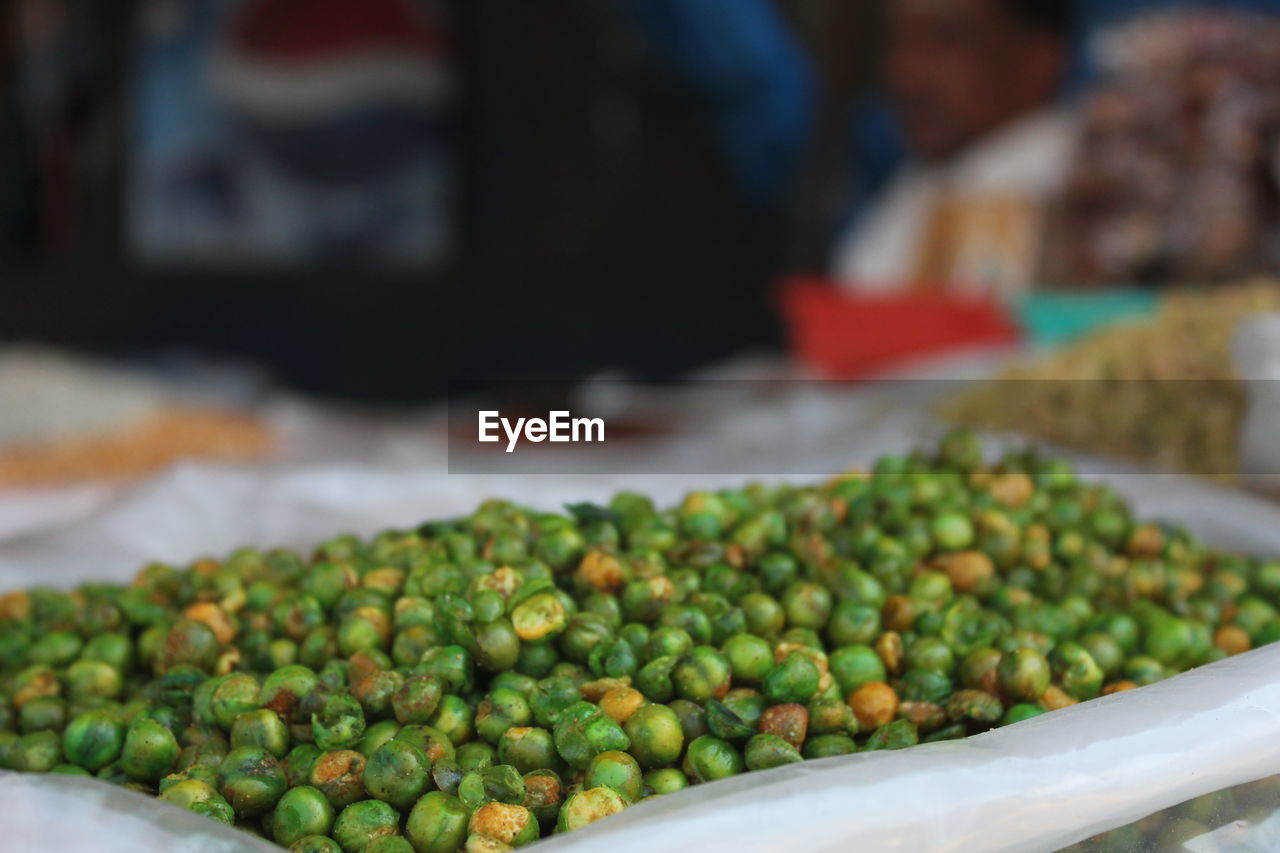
[61,708,125,771]
[333,799,400,853]
[802,734,857,758]
[744,733,803,771]
[121,717,180,782]
[459,763,526,809]
[457,741,496,772]
[497,726,560,775]
[553,701,630,770]
[763,651,820,704]
[217,745,286,817]
[309,749,369,810]
[407,791,471,853]
[393,676,443,726]
[584,750,643,802]
[997,648,1051,702]
[364,740,432,811]
[273,786,336,848]
[313,693,366,751]
[476,689,532,745]
[622,704,684,770]
[557,786,628,833]
[428,695,474,746]
[13,730,63,772]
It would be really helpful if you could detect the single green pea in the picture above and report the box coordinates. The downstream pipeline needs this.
[476,688,533,746]
[704,699,756,743]
[1001,703,1045,726]
[62,709,125,771]
[395,725,455,764]
[288,836,344,853]
[721,633,773,684]
[762,651,820,704]
[13,730,63,772]
[932,512,975,551]
[18,695,67,733]
[406,791,471,853]
[802,734,857,759]
[497,726,561,775]
[522,769,564,829]
[1050,642,1104,700]
[211,674,262,730]
[459,763,526,810]
[217,745,287,818]
[556,786,628,833]
[313,693,366,751]
[552,701,630,770]
[364,740,432,812]
[642,767,689,796]
[684,735,744,782]
[744,733,803,771]
[827,601,882,647]
[231,708,291,757]
[273,786,336,848]
[50,763,92,776]
[121,716,180,782]
[864,720,918,751]
[281,744,323,788]
[997,648,1051,703]
[829,645,887,695]
[945,690,1003,728]
[457,741,496,771]
[393,676,444,726]
[584,750,643,803]
[357,719,404,758]
[333,799,400,853]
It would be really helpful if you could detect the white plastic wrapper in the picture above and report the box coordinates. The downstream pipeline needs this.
[1,457,1279,851]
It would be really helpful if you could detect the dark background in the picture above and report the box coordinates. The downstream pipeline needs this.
[0,0,884,402]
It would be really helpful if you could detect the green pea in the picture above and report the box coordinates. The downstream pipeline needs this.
[121,717,180,782]
[684,735,743,782]
[231,708,291,757]
[829,645,887,695]
[622,704,684,770]
[744,733,803,771]
[642,767,689,795]
[13,730,63,772]
[762,651,820,704]
[864,720,918,751]
[1001,703,1044,726]
[802,734,857,759]
[496,726,561,775]
[364,740,432,812]
[273,786,336,848]
[721,633,773,684]
[584,750,643,803]
[997,648,1051,702]
[557,786,628,833]
[333,799,400,853]
[217,745,287,817]
[314,693,366,751]
[552,702,630,770]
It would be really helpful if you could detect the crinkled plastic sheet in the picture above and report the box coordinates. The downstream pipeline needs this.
[0,459,1279,852]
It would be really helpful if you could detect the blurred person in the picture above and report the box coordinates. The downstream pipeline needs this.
[130,0,457,268]
[831,0,1075,294]
[623,0,1280,294]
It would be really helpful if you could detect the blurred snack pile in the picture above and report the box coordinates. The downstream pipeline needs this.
[1060,9,1280,284]
[0,350,272,489]
[940,280,1280,480]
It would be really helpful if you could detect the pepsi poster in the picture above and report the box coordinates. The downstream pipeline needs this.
[128,0,457,269]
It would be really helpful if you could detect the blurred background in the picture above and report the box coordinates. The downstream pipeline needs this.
[3,0,1280,498]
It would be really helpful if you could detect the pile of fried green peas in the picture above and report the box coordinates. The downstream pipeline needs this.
[2,430,1279,853]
